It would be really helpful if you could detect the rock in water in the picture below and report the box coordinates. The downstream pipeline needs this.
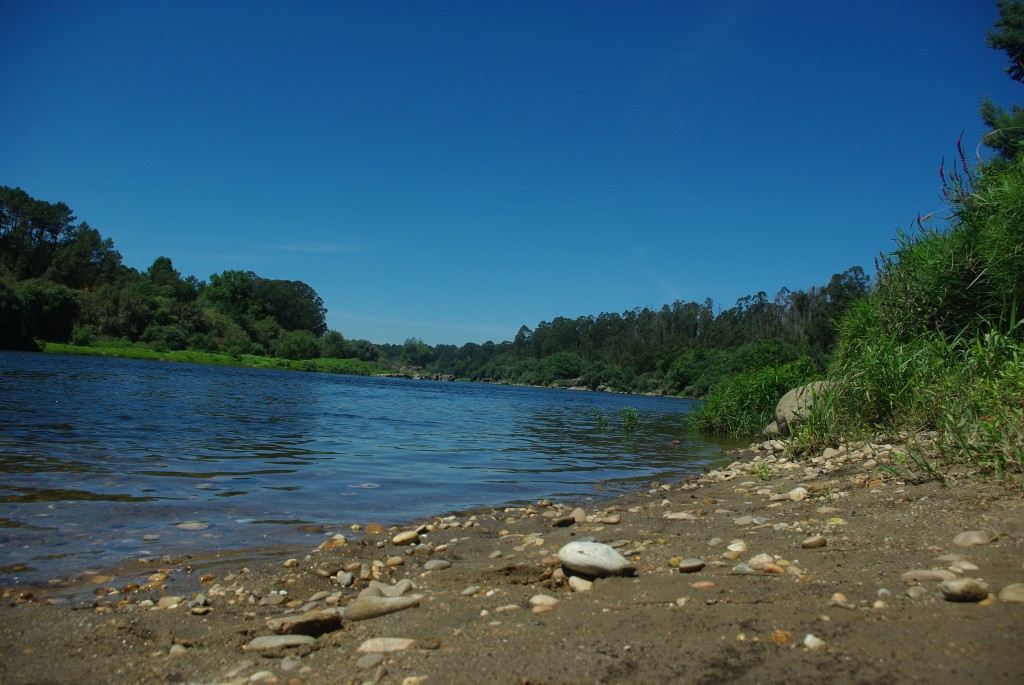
[557,541,634,577]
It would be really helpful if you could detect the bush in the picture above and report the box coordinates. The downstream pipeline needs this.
[688,357,818,438]
[277,329,321,360]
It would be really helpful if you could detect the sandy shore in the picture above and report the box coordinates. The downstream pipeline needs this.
[2,439,1023,684]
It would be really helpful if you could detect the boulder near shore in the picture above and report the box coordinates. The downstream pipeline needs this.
[1,437,1022,684]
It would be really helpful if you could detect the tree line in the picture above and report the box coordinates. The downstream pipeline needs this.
[0,184,867,395]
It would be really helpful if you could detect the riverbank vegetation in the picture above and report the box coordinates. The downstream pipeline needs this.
[693,2,1024,483]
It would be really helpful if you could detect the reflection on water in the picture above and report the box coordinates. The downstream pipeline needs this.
[0,350,739,586]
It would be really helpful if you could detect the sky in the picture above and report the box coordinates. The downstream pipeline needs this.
[2,1,1019,346]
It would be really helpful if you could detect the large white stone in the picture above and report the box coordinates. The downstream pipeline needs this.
[557,541,634,577]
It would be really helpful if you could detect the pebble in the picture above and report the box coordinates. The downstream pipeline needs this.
[357,637,418,653]
[802,535,827,549]
[568,576,593,592]
[392,531,420,546]
[386,556,405,567]
[803,634,826,650]
[902,569,957,584]
[747,553,774,570]
[672,558,706,573]
[940,577,990,602]
[557,541,634,577]
[344,595,420,621]
[998,583,1024,602]
[176,521,209,531]
[423,559,452,571]
[952,531,992,547]
[356,653,385,669]
[243,635,316,653]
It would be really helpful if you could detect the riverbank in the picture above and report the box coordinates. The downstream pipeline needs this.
[2,438,1022,684]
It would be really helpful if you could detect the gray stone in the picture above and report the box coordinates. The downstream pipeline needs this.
[675,558,705,573]
[774,381,833,436]
[423,559,452,571]
[243,635,317,653]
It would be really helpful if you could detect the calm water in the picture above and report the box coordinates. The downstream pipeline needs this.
[0,351,736,586]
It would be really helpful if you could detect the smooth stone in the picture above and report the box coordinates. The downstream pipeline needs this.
[568,576,593,592]
[336,572,354,587]
[732,563,756,574]
[997,583,1024,602]
[763,562,785,574]
[243,635,316,653]
[733,515,755,525]
[266,610,343,637]
[663,511,698,521]
[528,594,560,607]
[356,637,417,653]
[675,558,705,573]
[344,595,421,621]
[802,535,827,549]
[726,540,748,553]
[571,507,587,523]
[423,559,452,571]
[557,541,634,577]
[803,634,826,650]
[360,579,416,598]
[176,521,209,531]
[902,569,957,584]
[356,653,385,669]
[788,487,809,501]
[363,522,389,535]
[940,577,990,602]
[385,556,404,567]
[953,531,992,547]
[461,586,480,596]
[157,596,183,609]
[906,586,928,600]
[392,531,420,546]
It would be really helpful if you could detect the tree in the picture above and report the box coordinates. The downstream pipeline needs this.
[277,329,321,360]
[981,0,1024,160]
[401,337,432,368]
[320,330,347,358]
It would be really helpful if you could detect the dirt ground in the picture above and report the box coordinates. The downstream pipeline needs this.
[2,439,1023,685]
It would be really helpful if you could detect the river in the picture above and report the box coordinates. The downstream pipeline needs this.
[0,351,739,587]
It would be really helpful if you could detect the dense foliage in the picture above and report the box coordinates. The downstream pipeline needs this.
[381,268,867,395]
[790,2,1024,481]
[0,186,377,363]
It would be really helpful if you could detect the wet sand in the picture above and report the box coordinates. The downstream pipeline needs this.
[2,438,1023,684]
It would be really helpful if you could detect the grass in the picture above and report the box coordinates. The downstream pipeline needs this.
[790,154,1024,485]
[43,342,389,377]
[620,407,639,434]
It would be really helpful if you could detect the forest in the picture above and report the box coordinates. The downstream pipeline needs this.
[0,181,867,396]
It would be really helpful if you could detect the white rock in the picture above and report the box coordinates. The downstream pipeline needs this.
[747,553,774,570]
[357,637,418,653]
[803,634,826,650]
[557,541,634,577]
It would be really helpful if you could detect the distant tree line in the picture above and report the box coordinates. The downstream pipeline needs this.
[1,185,868,396]
[379,266,869,396]
[0,186,378,362]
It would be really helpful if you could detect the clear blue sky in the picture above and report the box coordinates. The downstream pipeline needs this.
[2,1,1018,346]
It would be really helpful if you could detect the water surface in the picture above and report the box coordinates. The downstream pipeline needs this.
[0,351,737,586]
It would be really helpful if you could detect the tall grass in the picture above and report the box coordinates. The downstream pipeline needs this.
[793,152,1024,483]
